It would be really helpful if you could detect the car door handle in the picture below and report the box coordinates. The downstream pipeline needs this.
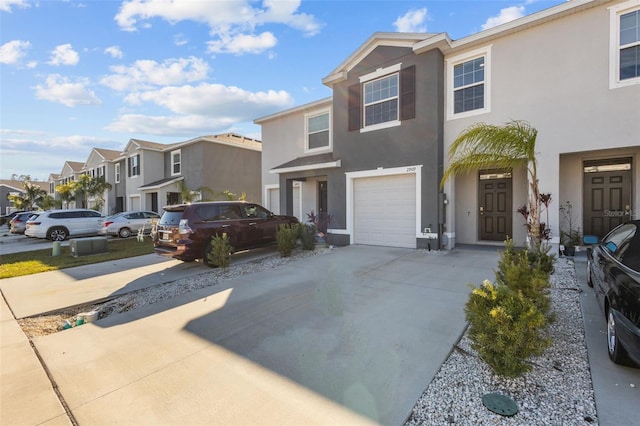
[221,224,230,228]
[249,222,257,226]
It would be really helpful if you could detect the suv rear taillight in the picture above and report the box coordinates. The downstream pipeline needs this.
[178,219,192,234]
[104,221,113,228]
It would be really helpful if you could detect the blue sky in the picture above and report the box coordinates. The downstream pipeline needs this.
[0,0,565,181]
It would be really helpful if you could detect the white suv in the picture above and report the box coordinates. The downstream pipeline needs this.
[25,209,105,241]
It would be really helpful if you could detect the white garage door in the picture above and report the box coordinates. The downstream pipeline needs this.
[353,173,416,248]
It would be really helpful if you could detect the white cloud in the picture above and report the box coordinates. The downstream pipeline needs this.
[108,83,294,136]
[105,45,124,58]
[48,44,80,66]
[0,40,30,64]
[174,33,188,46]
[482,6,526,30]
[34,74,102,107]
[114,0,322,55]
[207,32,277,55]
[100,56,209,91]
[0,0,31,13]
[393,8,429,33]
[124,83,294,117]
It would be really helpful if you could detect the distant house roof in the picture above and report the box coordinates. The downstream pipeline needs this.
[64,161,85,172]
[270,153,341,174]
[93,148,121,161]
[0,179,49,192]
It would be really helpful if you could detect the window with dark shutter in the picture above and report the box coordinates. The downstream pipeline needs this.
[400,65,416,120]
[348,83,361,131]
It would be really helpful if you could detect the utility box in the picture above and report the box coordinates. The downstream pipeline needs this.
[70,237,108,257]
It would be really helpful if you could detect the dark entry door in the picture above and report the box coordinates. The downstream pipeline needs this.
[583,158,632,239]
[479,171,512,241]
[318,181,328,214]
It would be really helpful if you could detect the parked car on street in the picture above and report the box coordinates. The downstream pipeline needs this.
[9,211,35,234]
[0,210,26,227]
[100,211,160,238]
[585,220,640,367]
[25,209,105,241]
[154,201,299,266]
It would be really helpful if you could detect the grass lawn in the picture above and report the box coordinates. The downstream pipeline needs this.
[0,238,155,279]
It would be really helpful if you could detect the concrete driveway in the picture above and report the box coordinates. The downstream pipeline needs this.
[5,245,499,425]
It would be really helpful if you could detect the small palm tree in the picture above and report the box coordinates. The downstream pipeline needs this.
[55,183,76,209]
[441,120,542,243]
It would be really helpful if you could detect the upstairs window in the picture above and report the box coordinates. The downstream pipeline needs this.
[453,57,485,114]
[306,110,331,152]
[447,46,491,120]
[115,163,120,183]
[610,1,640,88]
[348,63,415,132]
[364,73,399,127]
[171,149,181,176]
[128,154,140,177]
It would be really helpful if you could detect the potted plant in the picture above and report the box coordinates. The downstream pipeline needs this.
[560,201,582,256]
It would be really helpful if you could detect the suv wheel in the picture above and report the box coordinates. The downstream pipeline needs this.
[48,227,68,241]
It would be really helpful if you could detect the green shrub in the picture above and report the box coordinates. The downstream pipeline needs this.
[205,233,233,269]
[276,224,299,257]
[465,280,551,377]
[495,239,552,320]
[300,223,317,251]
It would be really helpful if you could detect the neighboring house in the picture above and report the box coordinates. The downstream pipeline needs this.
[83,148,121,215]
[257,0,639,250]
[0,179,48,214]
[49,161,84,208]
[121,133,262,213]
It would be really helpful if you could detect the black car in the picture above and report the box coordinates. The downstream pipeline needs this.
[586,220,640,367]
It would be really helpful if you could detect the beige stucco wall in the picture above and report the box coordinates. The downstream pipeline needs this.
[443,1,640,246]
[258,99,332,207]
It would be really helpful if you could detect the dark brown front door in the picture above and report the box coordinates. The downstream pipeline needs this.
[479,171,512,241]
[583,158,632,239]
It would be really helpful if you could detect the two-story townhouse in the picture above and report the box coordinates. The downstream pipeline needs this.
[439,0,639,248]
[122,133,262,213]
[83,148,121,215]
[51,161,85,208]
[258,32,446,249]
[257,0,639,250]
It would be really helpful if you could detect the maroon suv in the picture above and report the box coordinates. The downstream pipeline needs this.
[154,201,298,265]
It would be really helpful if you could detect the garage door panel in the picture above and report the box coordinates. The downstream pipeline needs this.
[354,174,416,248]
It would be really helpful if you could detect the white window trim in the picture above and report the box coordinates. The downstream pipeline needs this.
[359,63,402,132]
[609,0,640,89]
[304,108,332,153]
[115,163,120,183]
[171,149,182,176]
[129,154,140,178]
[337,165,422,243]
[359,63,402,84]
[446,45,492,121]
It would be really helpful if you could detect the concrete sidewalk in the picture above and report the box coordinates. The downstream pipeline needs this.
[1,246,500,425]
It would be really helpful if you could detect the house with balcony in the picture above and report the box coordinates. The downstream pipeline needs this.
[120,133,262,213]
[256,0,639,249]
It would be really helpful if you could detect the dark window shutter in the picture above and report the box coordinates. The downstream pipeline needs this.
[400,65,416,120]
[127,157,131,177]
[348,83,361,131]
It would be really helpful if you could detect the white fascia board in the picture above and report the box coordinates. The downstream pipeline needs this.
[269,159,341,175]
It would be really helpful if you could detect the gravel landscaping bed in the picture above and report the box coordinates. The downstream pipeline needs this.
[18,247,329,338]
[404,257,597,425]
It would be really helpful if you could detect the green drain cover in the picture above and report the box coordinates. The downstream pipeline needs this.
[482,393,518,417]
